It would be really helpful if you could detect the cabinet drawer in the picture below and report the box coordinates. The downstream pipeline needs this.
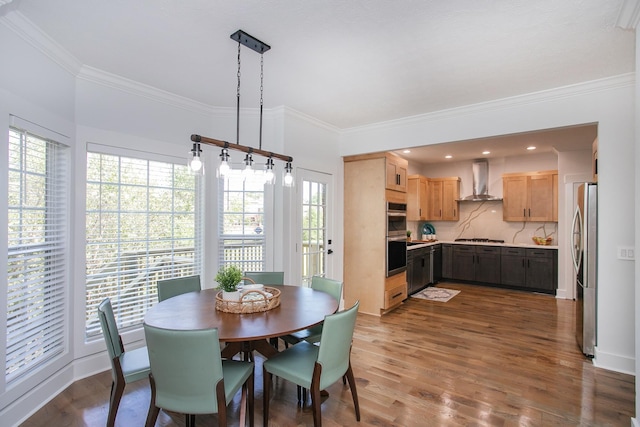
[526,248,554,258]
[476,246,500,254]
[384,284,407,309]
[501,247,526,256]
[453,245,474,253]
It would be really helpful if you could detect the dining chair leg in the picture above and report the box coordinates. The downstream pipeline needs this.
[310,383,322,427]
[145,375,160,427]
[247,372,255,427]
[185,414,195,427]
[239,384,247,427]
[107,377,125,427]
[345,364,361,421]
[262,367,271,426]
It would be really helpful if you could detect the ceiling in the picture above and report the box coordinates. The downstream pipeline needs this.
[3,0,632,160]
[396,124,599,165]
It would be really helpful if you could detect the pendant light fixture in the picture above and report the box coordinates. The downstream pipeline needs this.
[189,30,293,186]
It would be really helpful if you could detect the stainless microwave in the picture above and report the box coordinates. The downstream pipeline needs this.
[386,202,407,237]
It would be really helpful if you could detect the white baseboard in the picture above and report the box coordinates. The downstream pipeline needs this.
[593,347,635,376]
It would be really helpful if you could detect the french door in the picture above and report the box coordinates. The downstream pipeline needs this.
[296,169,333,286]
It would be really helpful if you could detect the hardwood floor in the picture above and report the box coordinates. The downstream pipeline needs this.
[21,283,634,426]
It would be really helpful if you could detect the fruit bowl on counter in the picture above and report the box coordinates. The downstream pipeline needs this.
[532,236,553,246]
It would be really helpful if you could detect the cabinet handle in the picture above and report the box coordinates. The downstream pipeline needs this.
[528,208,531,217]
[393,292,402,298]
[523,208,526,217]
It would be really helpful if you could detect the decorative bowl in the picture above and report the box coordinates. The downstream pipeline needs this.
[532,236,553,246]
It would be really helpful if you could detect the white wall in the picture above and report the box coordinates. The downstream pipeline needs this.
[340,75,636,375]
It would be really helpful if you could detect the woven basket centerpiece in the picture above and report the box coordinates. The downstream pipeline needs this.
[216,286,281,313]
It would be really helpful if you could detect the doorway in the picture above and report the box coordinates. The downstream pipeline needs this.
[296,169,333,286]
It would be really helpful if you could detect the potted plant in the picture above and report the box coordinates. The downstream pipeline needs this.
[215,264,243,301]
[406,230,412,242]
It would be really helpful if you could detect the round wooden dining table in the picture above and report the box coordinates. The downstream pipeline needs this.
[144,286,339,359]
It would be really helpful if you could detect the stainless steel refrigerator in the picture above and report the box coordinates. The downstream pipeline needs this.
[571,182,597,357]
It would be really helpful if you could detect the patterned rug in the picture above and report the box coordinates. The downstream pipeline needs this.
[411,287,460,302]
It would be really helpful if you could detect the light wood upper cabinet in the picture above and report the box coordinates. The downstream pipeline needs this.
[385,156,408,192]
[407,175,429,221]
[502,170,558,222]
[429,177,460,221]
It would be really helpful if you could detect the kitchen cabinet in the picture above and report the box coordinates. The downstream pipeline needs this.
[407,175,429,221]
[452,245,501,284]
[407,247,430,294]
[343,152,408,316]
[441,244,453,279]
[433,244,442,283]
[502,170,558,222]
[386,156,408,192]
[428,177,460,221]
[500,247,557,292]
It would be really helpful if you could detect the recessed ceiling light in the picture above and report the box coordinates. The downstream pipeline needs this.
[482,151,490,155]
[403,149,411,154]
[445,155,452,159]
[527,146,536,150]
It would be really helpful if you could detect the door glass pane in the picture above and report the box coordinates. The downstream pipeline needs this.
[301,179,326,286]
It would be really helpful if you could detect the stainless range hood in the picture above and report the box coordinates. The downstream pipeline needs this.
[458,159,502,201]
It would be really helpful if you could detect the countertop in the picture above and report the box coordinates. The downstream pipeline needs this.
[406,240,558,250]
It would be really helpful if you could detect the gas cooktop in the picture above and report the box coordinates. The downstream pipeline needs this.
[454,238,505,243]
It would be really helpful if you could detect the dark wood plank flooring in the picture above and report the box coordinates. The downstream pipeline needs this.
[21,283,634,426]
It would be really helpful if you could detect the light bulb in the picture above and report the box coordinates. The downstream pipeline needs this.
[218,160,230,176]
[190,156,202,172]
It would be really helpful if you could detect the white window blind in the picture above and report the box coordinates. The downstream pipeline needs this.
[85,148,202,338]
[6,127,69,384]
[218,171,265,272]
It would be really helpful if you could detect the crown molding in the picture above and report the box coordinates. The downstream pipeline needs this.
[275,106,341,134]
[77,66,220,116]
[1,11,82,76]
[342,73,635,135]
[617,0,640,29]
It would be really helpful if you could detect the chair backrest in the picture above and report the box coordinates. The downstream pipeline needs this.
[157,275,201,302]
[243,271,284,286]
[316,301,359,390]
[310,276,343,303]
[98,298,123,373]
[144,324,225,414]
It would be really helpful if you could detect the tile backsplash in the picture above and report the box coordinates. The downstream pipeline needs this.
[408,200,558,245]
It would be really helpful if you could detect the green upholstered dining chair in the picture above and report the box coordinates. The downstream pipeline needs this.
[282,276,343,346]
[242,271,284,286]
[262,301,360,427]
[143,324,254,427]
[157,275,201,302]
[98,298,151,427]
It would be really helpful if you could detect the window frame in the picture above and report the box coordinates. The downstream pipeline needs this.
[84,143,203,340]
[5,122,71,391]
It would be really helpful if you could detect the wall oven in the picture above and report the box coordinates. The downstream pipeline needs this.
[386,202,407,277]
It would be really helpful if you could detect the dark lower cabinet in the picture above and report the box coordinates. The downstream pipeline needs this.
[433,244,442,282]
[441,244,453,279]
[500,247,557,292]
[452,245,501,284]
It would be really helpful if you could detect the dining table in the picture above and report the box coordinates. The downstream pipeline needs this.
[144,285,339,359]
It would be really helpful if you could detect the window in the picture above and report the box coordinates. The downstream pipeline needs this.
[85,146,202,338]
[218,172,265,272]
[6,127,69,384]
